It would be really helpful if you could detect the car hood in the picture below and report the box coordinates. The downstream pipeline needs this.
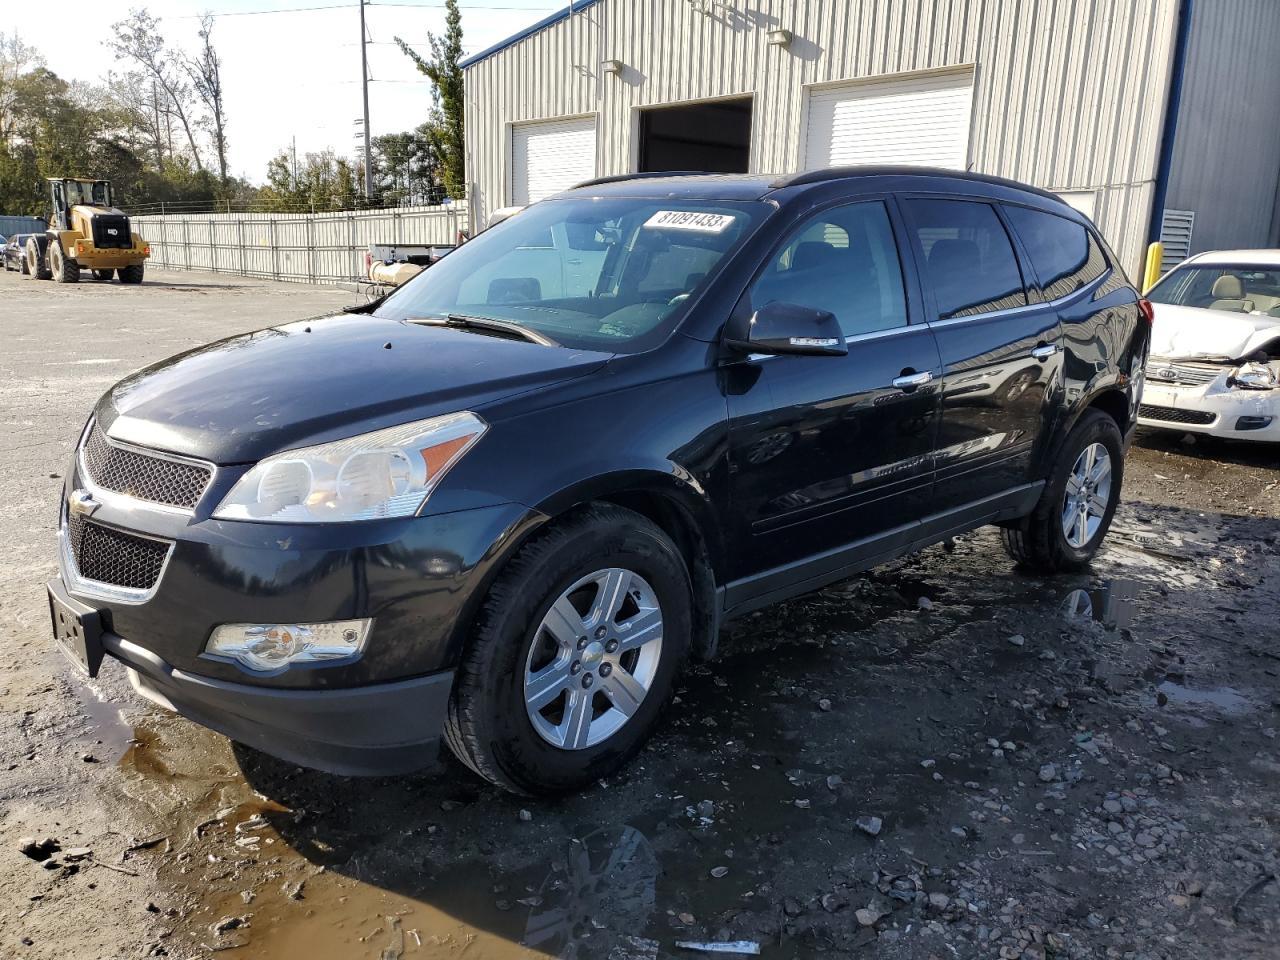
[1149,303,1280,361]
[97,314,613,463]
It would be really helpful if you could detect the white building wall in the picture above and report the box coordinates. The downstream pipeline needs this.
[1164,0,1280,255]
[465,0,1181,273]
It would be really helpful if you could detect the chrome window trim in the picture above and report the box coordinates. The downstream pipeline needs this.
[58,502,175,605]
[78,418,217,516]
[925,302,1044,329]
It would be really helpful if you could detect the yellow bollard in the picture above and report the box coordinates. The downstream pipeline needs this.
[1141,242,1164,294]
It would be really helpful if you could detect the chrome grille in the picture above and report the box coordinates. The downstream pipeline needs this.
[1138,404,1216,426]
[65,513,170,591]
[81,424,211,510]
[1145,362,1221,387]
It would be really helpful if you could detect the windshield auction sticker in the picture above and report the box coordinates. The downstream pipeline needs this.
[643,210,736,233]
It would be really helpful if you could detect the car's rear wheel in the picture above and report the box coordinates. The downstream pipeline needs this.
[1001,408,1123,572]
[92,269,115,282]
[119,263,144,284]
[444,504,691,795]
[18,254,29,276]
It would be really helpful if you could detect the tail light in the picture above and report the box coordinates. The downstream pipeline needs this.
[1138,298,1155,326]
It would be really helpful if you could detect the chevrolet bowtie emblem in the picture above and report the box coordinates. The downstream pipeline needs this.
[68,489,100,518]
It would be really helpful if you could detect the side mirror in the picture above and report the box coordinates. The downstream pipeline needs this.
[725,301,848,357]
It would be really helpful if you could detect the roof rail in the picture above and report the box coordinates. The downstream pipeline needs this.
[571,171,711,189]
[769,165,1063,203]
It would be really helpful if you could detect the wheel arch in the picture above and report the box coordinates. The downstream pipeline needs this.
[445,471,725,668]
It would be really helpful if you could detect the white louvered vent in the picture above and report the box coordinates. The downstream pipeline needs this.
[510,116,597,206]
[803,68,974,171]
[1159,209,1195,271]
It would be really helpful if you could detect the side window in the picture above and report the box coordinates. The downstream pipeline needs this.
[902,199,1028,321]
[1003,205,1108,300]
[750,201,908,338]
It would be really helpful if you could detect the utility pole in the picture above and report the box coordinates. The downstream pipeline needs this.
[359,0,374,201]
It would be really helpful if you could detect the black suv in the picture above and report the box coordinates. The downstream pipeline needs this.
[48,168,1149,795]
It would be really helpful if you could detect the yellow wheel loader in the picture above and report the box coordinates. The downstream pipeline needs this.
[26,178,150,284]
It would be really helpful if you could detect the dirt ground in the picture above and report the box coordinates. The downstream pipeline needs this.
[2,267,1278,960]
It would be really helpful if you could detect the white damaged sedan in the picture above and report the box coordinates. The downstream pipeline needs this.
[1139,250,1280,442]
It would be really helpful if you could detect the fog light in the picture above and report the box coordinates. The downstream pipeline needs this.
[206,619,371,673]
[1235,415,1274,431]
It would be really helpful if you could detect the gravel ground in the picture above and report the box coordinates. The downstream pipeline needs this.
[1,267,1278,960]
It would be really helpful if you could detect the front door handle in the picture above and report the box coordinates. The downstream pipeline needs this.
[891,371,934,391]
[1031,343,1059,361]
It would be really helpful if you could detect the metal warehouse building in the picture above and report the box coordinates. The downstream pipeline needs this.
[461,0,1280,274]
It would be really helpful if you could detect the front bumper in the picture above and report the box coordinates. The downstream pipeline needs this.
[1138,381,1280,442]
[53,574,454,775]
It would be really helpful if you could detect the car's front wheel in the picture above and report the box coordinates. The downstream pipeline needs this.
[1001,408,1123,572]
[445,504,691,795]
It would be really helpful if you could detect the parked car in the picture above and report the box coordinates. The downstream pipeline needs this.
[47,168,1150,795]
[1139,250,1280,441]
[3,233,35,274]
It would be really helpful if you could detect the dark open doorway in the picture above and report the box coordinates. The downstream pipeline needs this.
[637,97,753,174]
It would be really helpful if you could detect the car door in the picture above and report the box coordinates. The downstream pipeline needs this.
[722,199,943,606]
[1000,203,1131,425]
[899,197,1063,511]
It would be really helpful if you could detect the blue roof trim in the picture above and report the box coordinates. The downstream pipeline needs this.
[460,0,602,69]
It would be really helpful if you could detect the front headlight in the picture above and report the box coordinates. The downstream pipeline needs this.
[213,411,487,522]
[1228,362,1278,391]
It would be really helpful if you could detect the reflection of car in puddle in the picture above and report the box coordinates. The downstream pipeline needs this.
[1060,578,1139,628]
[523,825,657,959]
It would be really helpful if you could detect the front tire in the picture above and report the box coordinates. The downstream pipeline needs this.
[444,504,691,795]
[1001,408,1124,572]
[26,241,50,280]
[119,263,144,284]
[92,269,115,282]
[49,242,79,283]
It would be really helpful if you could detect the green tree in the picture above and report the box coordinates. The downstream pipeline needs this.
[394,0,464,199]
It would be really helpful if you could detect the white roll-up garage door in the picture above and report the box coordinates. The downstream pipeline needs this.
[804,68,974,170]
[510,116,597,206]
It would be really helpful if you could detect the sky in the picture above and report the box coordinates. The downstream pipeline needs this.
[4,0,562,183]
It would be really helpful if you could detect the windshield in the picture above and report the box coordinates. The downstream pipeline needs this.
[374,197,768,352]
[1148,264,1280,318]
[64,181,109,207]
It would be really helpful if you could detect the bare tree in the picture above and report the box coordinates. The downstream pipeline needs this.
[0,32,44,147]
[109,9,204,171]
[184,15,227,186]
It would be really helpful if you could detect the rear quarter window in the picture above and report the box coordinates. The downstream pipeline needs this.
[1002,205,1109,300]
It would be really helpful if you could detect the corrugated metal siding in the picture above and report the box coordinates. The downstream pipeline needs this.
[465,0,1181,272]
[1164,0,1280,254]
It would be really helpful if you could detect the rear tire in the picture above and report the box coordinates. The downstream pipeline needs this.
[92,269,115,282]
[49,242,79,283]
[444,504,691,796]
[119,263,144,284]
[1001,408,1124,573]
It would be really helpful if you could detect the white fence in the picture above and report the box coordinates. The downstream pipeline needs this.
[132,203,468,286]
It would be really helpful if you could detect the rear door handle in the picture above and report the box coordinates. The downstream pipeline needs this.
[891,371,934,391]
[1031,343,1059,361]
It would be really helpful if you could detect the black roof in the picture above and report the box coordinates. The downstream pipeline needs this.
[565,166,1068,209]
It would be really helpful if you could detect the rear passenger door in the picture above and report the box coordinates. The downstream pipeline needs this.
[900,197,1063,511]
[999,204,1129,430]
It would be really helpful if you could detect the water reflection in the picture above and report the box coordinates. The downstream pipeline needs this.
[524,825,657,959]
[1060,578,1139,628]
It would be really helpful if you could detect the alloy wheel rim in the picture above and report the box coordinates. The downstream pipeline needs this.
[1062,442,1112,548]
[523,567,664,751]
